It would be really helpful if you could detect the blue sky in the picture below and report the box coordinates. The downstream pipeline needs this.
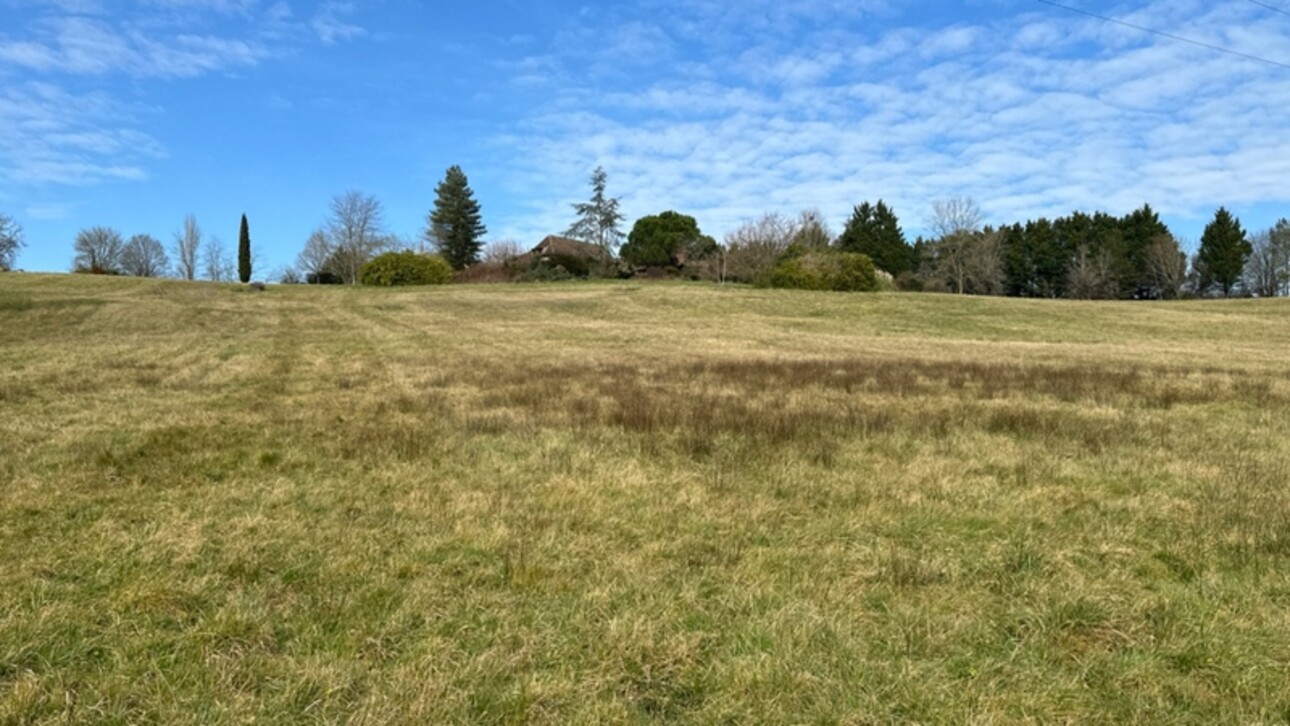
[2,0,1289,274]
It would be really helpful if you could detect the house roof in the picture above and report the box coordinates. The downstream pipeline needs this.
[531,235,608,259]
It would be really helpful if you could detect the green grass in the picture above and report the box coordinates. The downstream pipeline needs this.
[2,273,1289,723]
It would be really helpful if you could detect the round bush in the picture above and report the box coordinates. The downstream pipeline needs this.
[769,250,878,292]
[824,251,878,292]
[359,252,453,286]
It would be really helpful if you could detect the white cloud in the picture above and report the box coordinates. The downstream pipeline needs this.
[490,0,1290,243]
[0,13,265,77]
[0,82,164,186]
[0,0,367,189]
[311,2,365,45]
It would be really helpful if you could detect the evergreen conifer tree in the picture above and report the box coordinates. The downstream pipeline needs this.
[427,166,487,270]
[835,200,914,275]
[1118,204,1170,295]
[565,167,625,254]
[238,213,252,283]
[1195,207,1251,297]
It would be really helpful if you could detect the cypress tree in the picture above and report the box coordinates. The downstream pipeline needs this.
[1195,207,1251,297]
[238,214,252,283]
[427,166,487,270]
[835,200,914,275]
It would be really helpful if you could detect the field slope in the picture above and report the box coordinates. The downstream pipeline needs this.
[2,274,1289,723]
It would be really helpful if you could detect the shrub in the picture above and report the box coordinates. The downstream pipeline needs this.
[359,251,453,286]
[538,253,591,278]
[768,249,878,292]
[768,256,828,290]
[306,271,343,285]
[895,270,923,292]
[455,261,517,284]
[73,264,122,276]
[520,260,575,282]
[826,251,878,292]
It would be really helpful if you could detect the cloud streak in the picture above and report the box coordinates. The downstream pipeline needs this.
[0,0,370,190]
[0,82,164,186]
[490,1,1290,243]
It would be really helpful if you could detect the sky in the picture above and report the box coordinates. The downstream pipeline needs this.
[2,0,1289,275]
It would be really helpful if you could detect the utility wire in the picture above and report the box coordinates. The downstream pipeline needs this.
[1035,0,1290,70]
[1246,0,1290,18]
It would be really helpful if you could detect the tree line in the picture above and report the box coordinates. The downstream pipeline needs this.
[689,197,1284,299]
[6,164,1288,299]
[15,212,258,283]
[543,172,1286,299]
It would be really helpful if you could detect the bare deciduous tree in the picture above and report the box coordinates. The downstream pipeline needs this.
[173,214,202,280]
[326,191,387,284]
[1244,221,1290,298]
[790,209,832,249]
[1143,234,1188,300]
[203,236,235,282]
[73,226,125,274]
[922,229,1004,295]
[1275,220,1290,297]
[483,239,523,264]
[928,196,983,239]
[297,229,333,281]
[722,212,798,285]
[1065,245,1119,299]
[0,213,23,271]
[920,197,1001,295]
[121,234,169,277]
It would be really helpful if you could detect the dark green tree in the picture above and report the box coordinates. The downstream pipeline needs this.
[834,200,914,275]
[1195,207,1251,297]
[1054,212,1126,298]
[1003,218,1068,298]
[620,211,714,268]
[1118,204,1171,295]
[427,165,487,270]
[1119,203,1171,294]
[238,213,252,283]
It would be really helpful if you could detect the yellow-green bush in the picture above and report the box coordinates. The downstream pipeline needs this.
[359,251,453,286]
[769,248,878,292]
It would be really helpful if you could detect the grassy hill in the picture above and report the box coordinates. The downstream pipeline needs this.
[2,273,1288,723]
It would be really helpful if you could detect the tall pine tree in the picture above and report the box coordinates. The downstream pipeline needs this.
[427,166,487,270]
[834,200,914,275]
[565,166,625,254]
[1195,207,1251,297]
[238,213,252,283]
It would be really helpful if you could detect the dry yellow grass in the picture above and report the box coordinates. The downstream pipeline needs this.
[1,273,1289,723]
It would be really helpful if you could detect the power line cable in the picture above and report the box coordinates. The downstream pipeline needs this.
[1035,0,1290,70]
[1245,0,1290,18]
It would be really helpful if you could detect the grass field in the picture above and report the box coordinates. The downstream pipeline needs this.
[1,273,1289,724]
